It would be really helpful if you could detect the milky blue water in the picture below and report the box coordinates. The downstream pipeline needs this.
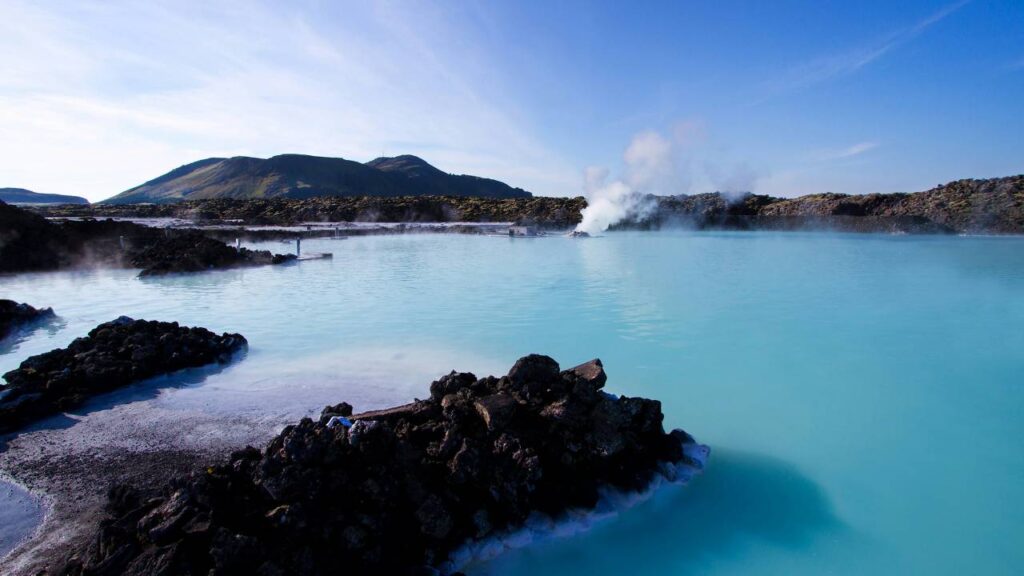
[1,231,1023,574]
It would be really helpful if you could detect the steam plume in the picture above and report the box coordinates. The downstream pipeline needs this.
[575,123,759,234]
[575,131,670,234]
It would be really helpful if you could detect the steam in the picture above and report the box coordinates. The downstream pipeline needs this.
[575,172,652,235]
[575,131,670,235]
[574,122,760,234]
[705,160,759,203]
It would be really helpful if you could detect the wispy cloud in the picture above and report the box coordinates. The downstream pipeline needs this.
[0,0,578,201]
[761,1,969,97]
[810,141,880,162]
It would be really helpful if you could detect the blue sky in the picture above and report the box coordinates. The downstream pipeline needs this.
[1,0,1021,201]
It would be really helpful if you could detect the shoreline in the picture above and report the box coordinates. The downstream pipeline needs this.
[0,321,253,575]
[0,395,288,575]
[12,355,705,575]
[39,215,1024,239]
[22,175,1024,235]
[0,475,45,563]
[446,441,709,573]
[0,424,708,576]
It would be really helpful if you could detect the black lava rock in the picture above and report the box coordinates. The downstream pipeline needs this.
[0,317,247,434]
[57,356,704,576]
[0,300,55,341]
[128,232,296,276]
[1,200,295,275]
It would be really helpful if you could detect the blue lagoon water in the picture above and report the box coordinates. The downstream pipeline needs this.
[1,231,1023,574]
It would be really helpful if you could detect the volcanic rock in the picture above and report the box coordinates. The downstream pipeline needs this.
[0,317,247,433]
[1,200,295,275]
[0,300,55,341]
[127,232,296,276]
[55,355,706,576]
[27,174,1024,234]
[0,199,67,272]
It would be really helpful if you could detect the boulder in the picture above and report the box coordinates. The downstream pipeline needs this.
[565,358,607,388]
[473,394,517,432]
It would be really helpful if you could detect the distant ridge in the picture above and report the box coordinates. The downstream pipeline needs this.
[33,174,1019,234]
[101,154,532,204]
[0,187,88,205]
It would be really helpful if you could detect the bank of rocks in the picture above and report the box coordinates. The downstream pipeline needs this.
[30,196,590,229]
[0,300,55,341]
[0,317,247,434]
[27,175,1024,234]
[56,355,705,575]
[1,200,295,275]
[0,199,69,272]
[128,233,296,276]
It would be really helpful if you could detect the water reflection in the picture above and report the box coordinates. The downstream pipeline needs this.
[0,315,65,356]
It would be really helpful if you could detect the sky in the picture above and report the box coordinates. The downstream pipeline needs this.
[1,0,1022,202]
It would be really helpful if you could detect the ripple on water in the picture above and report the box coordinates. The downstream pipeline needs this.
[0,479,44,559]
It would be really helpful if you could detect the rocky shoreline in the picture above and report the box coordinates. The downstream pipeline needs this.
[0,318,247,434]
[1,200,296,276]
[24,174,1024,234]
[128,233,296,276]
[49,355,705,575]
[30,196,588,229]
[0,301,55,342]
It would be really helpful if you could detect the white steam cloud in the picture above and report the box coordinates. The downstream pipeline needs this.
[575,123,760,234]
[575,131,671,235]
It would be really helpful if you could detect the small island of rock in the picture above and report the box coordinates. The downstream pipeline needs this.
[0,300,56,341]
[0,317,247,434]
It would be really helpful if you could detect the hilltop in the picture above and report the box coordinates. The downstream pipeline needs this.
[101,154,532,204]
[0,188,88,205]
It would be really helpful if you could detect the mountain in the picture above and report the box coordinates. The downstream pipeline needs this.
[101,154,532,204]
[0,187,88,205]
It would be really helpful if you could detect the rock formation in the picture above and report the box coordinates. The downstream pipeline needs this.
[128,233,296,276]
[0,318,247,434]
[55,355,706,575]
[29,195,589,229]
[0,199,69,272]
[0,300,56,341]
[0,200,295,275]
